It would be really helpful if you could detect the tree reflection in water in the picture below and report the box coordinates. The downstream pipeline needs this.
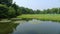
[0,23,19,34]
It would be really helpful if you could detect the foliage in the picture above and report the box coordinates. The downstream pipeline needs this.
[0,4,18,18]
[8,6,16,18]
[0,0,21,19]
[0,4,8,18]
[0,0,12,6]
[0,0,60,19]
[19,7,60,14]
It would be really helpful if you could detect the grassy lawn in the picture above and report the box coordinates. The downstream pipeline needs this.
[17,14,60,22]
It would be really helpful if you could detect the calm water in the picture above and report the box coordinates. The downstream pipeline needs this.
[0,19,60,34]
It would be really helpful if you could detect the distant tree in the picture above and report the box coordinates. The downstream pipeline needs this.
[46,9,51,14]
[51,8,58,14]
[27,9,34,14]
[8,6,16,18]
[59,8,60,14]
[35,10,40,14]
[12,2,22,15]
[42,9,47,14]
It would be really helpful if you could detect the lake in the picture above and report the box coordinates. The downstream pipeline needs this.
[0,19,60,34]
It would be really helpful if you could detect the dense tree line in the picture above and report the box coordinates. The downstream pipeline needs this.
[0,0,60,19]
[19,7,60,14]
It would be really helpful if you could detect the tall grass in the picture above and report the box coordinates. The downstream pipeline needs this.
[17,14,60,22]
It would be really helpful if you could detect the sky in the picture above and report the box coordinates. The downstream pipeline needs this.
[13,0,60,10]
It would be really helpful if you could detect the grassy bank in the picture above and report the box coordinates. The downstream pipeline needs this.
[17,14,60,22]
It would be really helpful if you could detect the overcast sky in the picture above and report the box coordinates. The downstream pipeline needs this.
[13,0,60,10]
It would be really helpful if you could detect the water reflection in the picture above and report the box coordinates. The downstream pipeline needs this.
[0,19,60,34]
[12,19,60,34]
[0,22,19,34]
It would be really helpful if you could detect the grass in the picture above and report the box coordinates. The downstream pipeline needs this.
[17,14,60,22]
